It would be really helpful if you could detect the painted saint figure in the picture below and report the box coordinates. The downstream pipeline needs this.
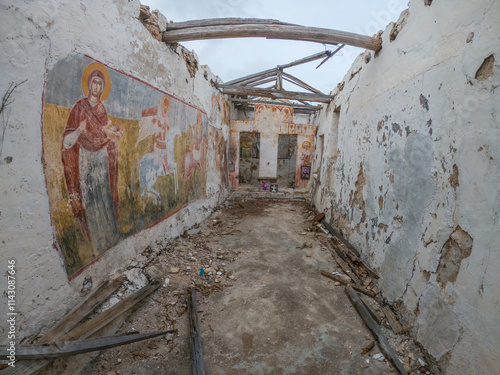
[62,64,124,254]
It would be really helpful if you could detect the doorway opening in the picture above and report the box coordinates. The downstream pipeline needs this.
[277,134,297,188]
[239,132,260,184]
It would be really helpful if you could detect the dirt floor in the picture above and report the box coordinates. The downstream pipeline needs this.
[40,197,430,375]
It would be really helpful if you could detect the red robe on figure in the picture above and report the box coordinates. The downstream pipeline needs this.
[61,70,118,241]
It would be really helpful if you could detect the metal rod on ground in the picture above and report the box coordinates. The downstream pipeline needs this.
[345,286,408,375]
[188,287,206,375]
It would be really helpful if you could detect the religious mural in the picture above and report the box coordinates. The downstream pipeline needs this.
[42,54,208,277]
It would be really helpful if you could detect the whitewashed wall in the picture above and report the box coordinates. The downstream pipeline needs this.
[312,0,499,373]
[0,0,229,342]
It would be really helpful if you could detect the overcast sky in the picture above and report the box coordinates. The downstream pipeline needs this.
[142,0,409,94]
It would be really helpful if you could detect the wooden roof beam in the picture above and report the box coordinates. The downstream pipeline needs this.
[225,50,331,86]
[229,97,322,111]
[163,22,382,51]
[217,84,334,103]
[166,18,296,31]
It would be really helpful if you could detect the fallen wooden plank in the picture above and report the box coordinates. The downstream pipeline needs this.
[312,212,325,222]
[167,18,296,31]
[382,306,404,334]
[38,275,126,344]
[0,330,174,360]
[0,276,126,375]
[345,286,408,375]
[188,287,206,375]
[326,247,362,285]
[320,219,360,257]
[61,281,161,341]
[320,271,377,298]
[332,237,379,279]
[360,295,382,325]
[216,85,334,103]
[162,23,382,51]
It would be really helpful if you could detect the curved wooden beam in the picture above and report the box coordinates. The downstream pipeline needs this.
[167,18,296,31]
[162,22,381,51]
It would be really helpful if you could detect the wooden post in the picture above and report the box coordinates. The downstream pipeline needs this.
[276,68,283,90]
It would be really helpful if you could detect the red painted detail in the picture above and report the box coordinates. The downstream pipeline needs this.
[142,106,158,117]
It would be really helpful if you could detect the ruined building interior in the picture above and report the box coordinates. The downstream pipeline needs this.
[0,0,499,374]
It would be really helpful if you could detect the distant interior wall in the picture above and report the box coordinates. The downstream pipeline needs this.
[229,104,315,190]
[0,0,229,342]
[312,0,500,373]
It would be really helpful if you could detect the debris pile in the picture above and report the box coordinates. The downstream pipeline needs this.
[313,212,433,375]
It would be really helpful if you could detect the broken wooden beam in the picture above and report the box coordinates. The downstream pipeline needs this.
[382,305,405,334]
[188,287,206,375]
[360,295,382,325]
[320,219,360,257]
[320,271,377,298]
[282,72,324,94]
[331,237,379,280]
[166,18,296,31]
[325,245,362,285]
[345,286,408,375]
[216,85,334,103]
[225,50,331,86]
[0,331,174,360]
[38,275,126,345]
[162,22,382,51]
[61,281,161,341]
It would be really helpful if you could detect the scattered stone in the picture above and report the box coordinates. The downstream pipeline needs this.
[361,340,375,355]
[418,358,426,366]
[334,282,341,286]
[169,266,180,274]
[163,278,170,287]
[373,353,384,361]
[124,268,148,290]
[187,228,201,236]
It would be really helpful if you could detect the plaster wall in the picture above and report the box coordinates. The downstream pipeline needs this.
[312,0,500,372]
[0,0,229,342]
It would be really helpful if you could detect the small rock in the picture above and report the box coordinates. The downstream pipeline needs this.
[163,278,170,287]
[418,358,426,366]
[187,266,191,270]
[217,271,222,275]
[169,266,180,274]
[117,358,122,363]
[373,353,384,361]
[187,228,201,236]
[334,282,341,286]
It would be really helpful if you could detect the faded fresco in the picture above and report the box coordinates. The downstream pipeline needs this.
[43,54,208,277]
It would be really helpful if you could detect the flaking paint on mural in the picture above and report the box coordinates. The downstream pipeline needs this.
[43,54,208,277]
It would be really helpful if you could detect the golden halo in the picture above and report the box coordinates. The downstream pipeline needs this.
[81,62,111,101]
[161,96,171,113]
[302,141,311,148]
